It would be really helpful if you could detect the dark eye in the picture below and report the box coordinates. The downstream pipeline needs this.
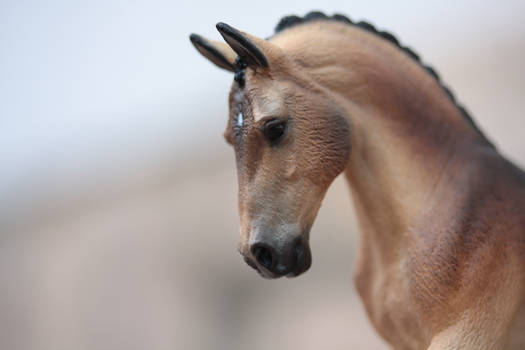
[262,118,287,144]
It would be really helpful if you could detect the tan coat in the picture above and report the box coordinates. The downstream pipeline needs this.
[190,15,525,350]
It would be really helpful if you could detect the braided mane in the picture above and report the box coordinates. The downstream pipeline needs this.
[274,11,493,146]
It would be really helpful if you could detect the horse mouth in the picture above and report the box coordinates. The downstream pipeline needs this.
[242,251,311,279]
[243,256,276,278]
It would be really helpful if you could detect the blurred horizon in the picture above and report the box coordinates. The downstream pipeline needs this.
[1,1,524,349]
[2,0,525,229]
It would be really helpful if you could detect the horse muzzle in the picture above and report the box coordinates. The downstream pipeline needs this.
[242,236,312,278]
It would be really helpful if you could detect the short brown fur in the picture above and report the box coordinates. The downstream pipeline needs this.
[190,17,525,350]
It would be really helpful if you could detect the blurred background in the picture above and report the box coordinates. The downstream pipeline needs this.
[1,1,524,349]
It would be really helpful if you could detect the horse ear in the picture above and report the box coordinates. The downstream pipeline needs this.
[189,33,236,72]
[216,22,269,69]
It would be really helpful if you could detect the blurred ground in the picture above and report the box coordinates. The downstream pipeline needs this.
[2,165,382,350]
[1,1,524,350]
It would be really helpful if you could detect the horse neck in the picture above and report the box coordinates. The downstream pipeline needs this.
[310,25,494,250]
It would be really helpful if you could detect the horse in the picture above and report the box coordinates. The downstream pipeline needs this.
[189,12,525,350]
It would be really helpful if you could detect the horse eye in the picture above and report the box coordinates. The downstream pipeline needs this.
[262,118,287,144]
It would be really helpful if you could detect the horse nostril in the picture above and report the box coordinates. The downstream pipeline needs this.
[251,243,274,271]
[294,239,304,263]
[290,238,311,277]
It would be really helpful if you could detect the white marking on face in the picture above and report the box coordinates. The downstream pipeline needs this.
[237,112,243,127]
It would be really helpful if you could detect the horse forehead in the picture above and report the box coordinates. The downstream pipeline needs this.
[250,82,286,121]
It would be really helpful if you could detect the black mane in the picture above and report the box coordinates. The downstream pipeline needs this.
[274,11,493,147]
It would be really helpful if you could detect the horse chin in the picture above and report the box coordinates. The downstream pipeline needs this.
[285,255,312,278]
[285,268,307,278]
[243,256,279,279]
[243,256,312,279]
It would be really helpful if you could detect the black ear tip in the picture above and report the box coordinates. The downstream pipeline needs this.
[216,22,228,30]
[216,21,268,68]
[188,32,236,72]
[189,33,199,43]
[216,22,237,36]
[189,33,206,48]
